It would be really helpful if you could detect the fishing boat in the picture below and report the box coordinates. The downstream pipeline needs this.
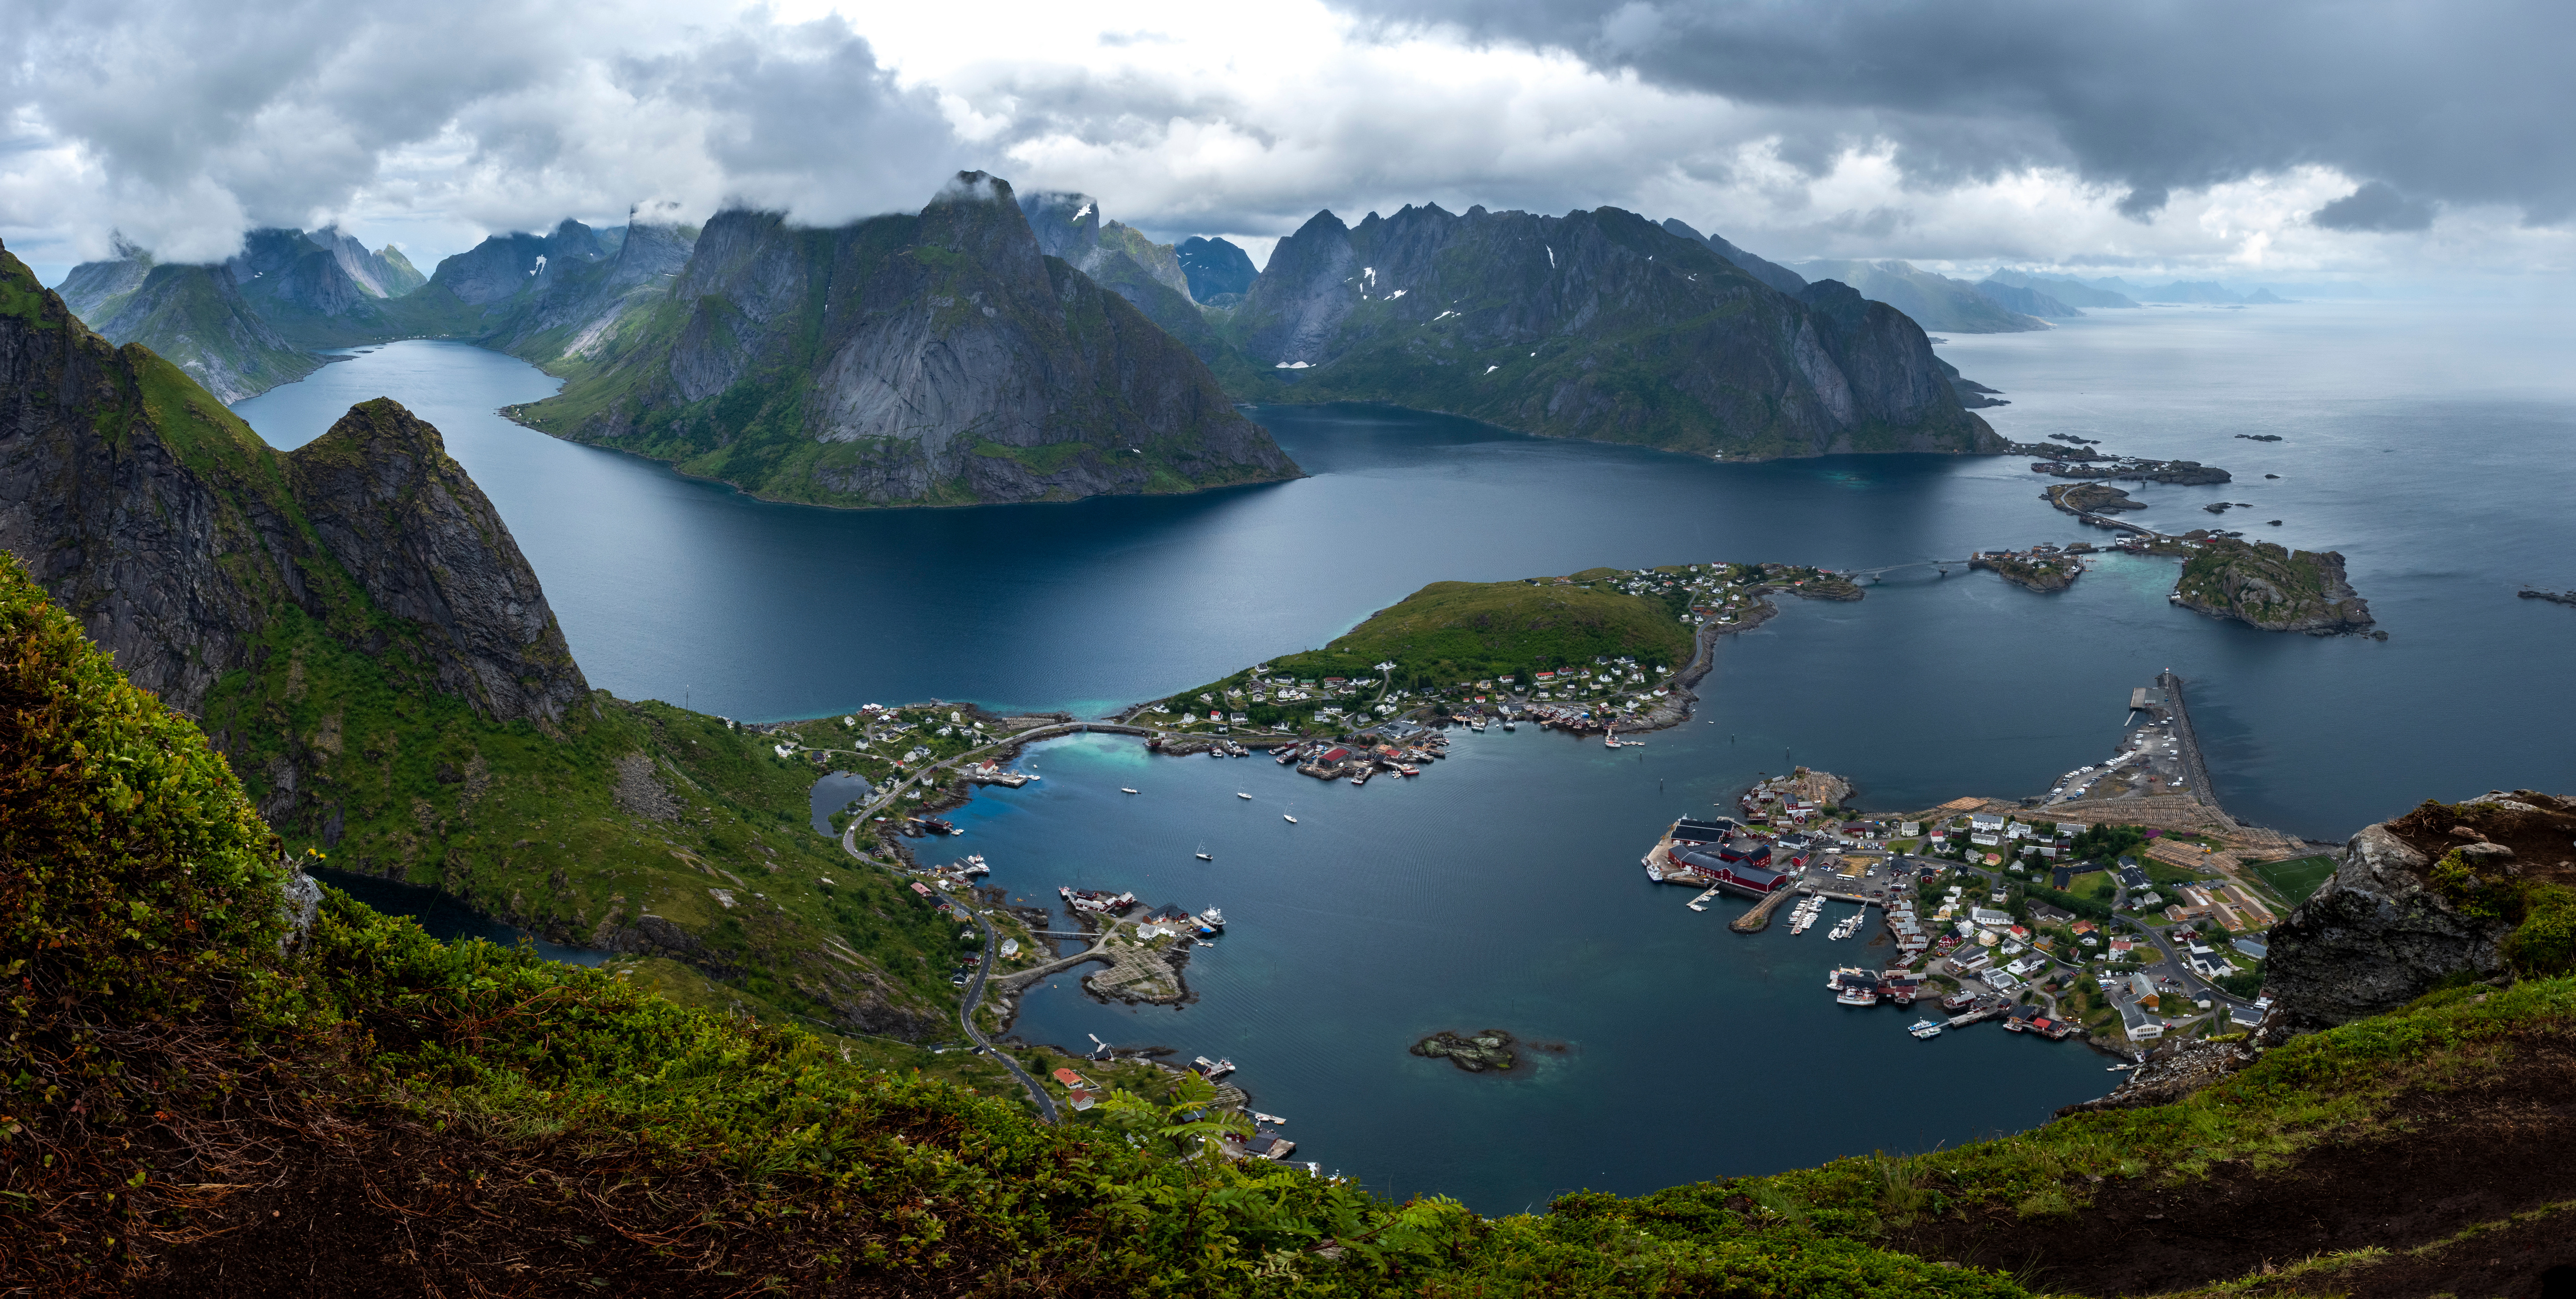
[1501,718,1516,731]
[1908,1019,1944,1040]
[1121,787,1140,795]
[1830,967,1881,1006]
[1197,908,1225,930]
[1398,765,1420,777]
[1251,1111,1285,1125]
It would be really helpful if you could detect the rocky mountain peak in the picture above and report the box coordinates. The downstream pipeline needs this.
[286,399,589,725]
[1015,188,1104,262]
[920,172,1048,281]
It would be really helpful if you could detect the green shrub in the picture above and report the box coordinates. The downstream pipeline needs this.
[2505,884,2576,975]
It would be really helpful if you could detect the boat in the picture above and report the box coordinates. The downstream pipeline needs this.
[1502,719,1516,731]
[1236,792,1252,799]
[1398,765,1420,776]
[1197,907,1226,930]
[1194,849,1213,862]
[1251,1111,1285,1125]
[1283,814,1298,823]
[1121,787,1140,795]
[1908,1018,1944,1039]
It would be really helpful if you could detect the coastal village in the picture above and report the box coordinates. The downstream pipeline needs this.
[739,545,2354,1157]
[1640,674,2320,1057]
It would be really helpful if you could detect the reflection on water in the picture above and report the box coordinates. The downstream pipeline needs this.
[311,868,607,966]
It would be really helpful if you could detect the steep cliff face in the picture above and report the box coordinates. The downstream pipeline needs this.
[52,259,323,402]
[1224,202,2000,459]
[1,241,588,726]
[521,172,1298,507]
[2263,791,2576,1040]
[2174,538,2374,633]
[1176,236,1258,303]
[473,215,698,367]
[1015,191,1221,357]
[286,399,590,723]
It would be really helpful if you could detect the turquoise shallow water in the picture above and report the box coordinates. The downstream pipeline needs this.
[229,298,2576,1210]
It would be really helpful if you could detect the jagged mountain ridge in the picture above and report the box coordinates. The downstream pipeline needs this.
[2,241,586,726]
[519,172,1299,508]
[1658,218,1809,296]
[50,261,322,402]
[0,239,960,1036]
[1217,201,2000,459]
[1015,190,1226,359]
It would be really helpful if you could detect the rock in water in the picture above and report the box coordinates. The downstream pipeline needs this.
[1411,1029,1518,1072]
[1225,203,2002,461]
[520,171,1299,508]
[2171,538,2374,633]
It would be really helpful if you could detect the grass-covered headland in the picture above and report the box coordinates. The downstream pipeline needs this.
[12,554,2576,1295]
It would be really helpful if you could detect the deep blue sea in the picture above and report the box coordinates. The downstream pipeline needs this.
[233,298,2576,1211]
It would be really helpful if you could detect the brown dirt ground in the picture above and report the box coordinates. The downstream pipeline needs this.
[1887,1033,2576,1297]
[2388,791,2576,883]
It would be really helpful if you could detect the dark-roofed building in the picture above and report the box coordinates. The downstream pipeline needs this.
[1671,817,1744,845]
[1672,849,1793,897]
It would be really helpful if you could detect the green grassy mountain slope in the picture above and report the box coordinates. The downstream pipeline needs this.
[1215,203,2001,460]
[516,172,1299,508]
[53,258,324,402]
[0,239,960,1038]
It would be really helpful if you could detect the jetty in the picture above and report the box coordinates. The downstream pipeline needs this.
[1729,887,1796,933]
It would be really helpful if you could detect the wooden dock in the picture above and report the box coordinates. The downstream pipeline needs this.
[1730,887,1796,933]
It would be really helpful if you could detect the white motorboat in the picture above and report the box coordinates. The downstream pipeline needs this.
[1121,787,1140,795]
[1237,792,1252,799]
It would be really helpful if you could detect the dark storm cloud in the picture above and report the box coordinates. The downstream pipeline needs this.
[2311,181,2437,233]
[1332,0,2575,222]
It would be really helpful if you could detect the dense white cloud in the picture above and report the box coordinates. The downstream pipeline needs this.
[1,0,961,274]
[4,0,2566,286]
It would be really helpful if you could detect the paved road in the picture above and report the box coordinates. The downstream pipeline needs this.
[957,906,1059,1124]
[839,819,1060,1123]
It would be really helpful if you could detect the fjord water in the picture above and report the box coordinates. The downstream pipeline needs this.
[232,300,2576,1210]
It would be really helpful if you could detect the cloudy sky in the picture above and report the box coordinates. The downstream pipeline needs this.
[5,0,2568,287]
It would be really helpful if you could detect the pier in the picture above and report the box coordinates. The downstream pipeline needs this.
[1728,887,1796,932]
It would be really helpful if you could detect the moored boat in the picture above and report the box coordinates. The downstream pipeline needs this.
[1908,1019,1944,1039]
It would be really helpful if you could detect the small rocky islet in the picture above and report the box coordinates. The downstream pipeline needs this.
[1411,1029,1518,1073]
